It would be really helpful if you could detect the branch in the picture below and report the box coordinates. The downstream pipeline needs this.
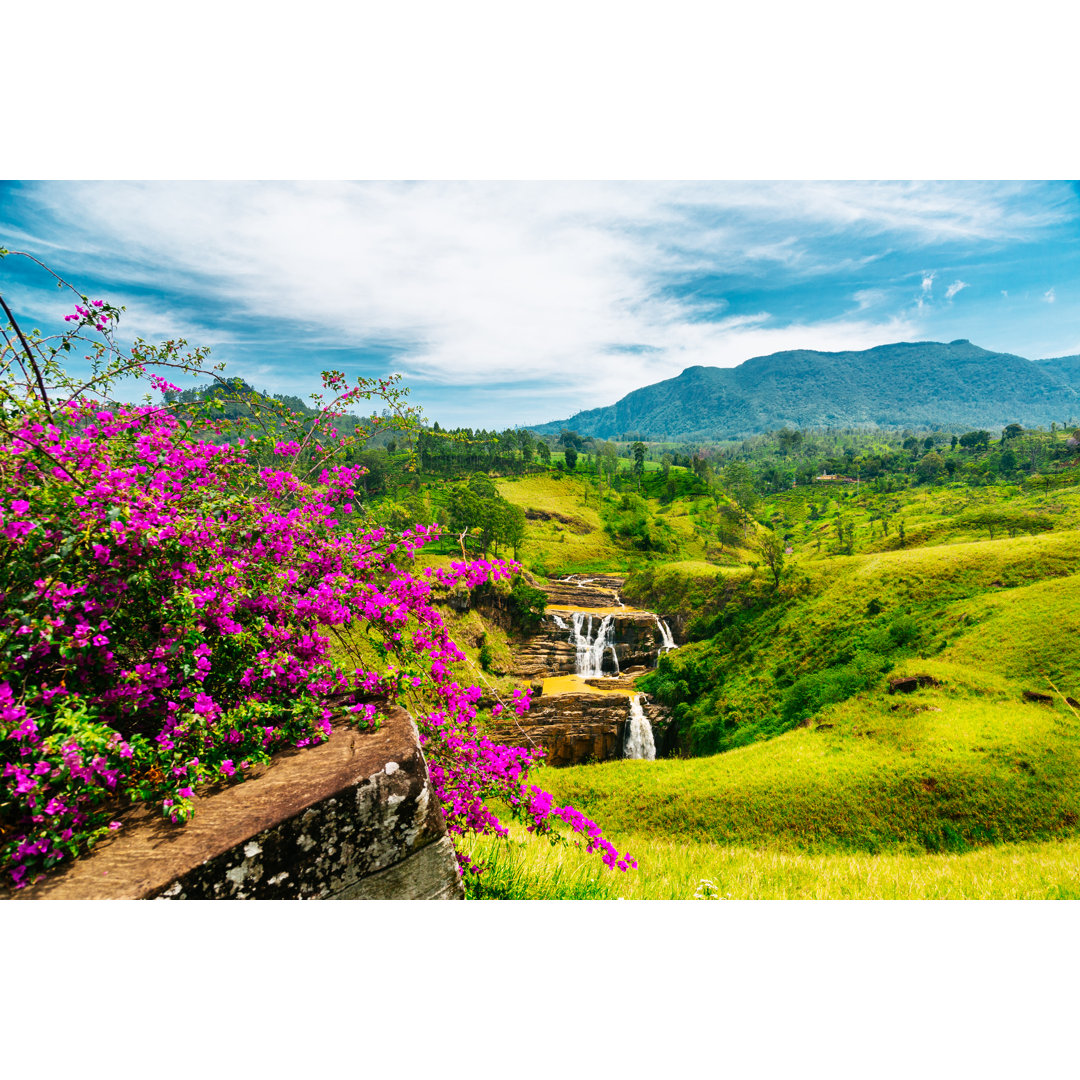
[0,292,52,418]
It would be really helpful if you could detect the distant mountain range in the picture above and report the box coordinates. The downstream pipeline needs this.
[531,340,1080,441]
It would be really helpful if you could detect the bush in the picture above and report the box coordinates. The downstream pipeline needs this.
[780,652,891,726]
[0,257,633,888]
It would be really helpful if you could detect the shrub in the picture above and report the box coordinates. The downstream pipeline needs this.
[780,652,891,726]
[0,254,633,888]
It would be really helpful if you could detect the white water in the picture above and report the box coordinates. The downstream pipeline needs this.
[568,612,619,678]
[557,593,677,760]
[624,695,656,760]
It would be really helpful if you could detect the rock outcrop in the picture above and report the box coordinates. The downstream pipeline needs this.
[514,609,672,678]
[10,706,463,901]
[488,693,672,767]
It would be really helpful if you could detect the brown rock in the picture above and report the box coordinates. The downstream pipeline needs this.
[1022,690,1054,706]
[8,706,462,901]
[888,674,941,694]
[487,692,672,767]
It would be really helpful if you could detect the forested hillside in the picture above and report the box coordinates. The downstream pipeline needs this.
[533,340,1080,440]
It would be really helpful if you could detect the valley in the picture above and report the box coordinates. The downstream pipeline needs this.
[386,422,1080,899]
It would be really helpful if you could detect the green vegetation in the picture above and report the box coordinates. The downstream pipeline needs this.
[326,400,1080,899]
[532,339,1080,440]
[464,828,1080,900]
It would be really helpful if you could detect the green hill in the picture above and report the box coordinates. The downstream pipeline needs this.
[1037,353,1080,392]
[462,524,1080,899]
[533,340,1080,440]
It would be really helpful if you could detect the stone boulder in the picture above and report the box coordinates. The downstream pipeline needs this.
[8,706,462,901]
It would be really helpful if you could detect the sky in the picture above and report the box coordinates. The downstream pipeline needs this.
[3,180,1080,430]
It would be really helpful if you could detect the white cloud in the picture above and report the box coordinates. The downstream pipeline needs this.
[945,280,969,300]
[12,181,1074,420]
[1044,287,1057,303]
[852,288,886,311]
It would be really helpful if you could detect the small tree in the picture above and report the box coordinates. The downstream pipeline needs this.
[754,530,786,589]
[916,450,945,483]
[631,441,646,487]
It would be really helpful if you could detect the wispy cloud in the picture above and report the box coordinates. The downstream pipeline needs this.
[1045,287,1057,303]
[6,180,1079,422]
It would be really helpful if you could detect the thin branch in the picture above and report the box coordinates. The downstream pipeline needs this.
[0,292,52,418]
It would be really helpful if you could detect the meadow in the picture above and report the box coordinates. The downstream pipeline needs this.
[360,426,1080,899]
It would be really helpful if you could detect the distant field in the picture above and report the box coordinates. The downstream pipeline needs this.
[495,473,627,574]
[768,479,1080,560]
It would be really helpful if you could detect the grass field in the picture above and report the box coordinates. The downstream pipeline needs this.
[464,826,1080,899]
[376,462,1080,900]
[495,473,630,574]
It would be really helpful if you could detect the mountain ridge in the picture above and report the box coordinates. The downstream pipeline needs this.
[530,340,1080,440]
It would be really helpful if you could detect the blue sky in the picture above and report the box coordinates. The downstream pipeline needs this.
[3,180,1080,430]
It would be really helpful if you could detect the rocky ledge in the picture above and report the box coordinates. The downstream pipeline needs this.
[9,705,462,901]
[541,573,626,608]
[515,609,672,678]
[487,692,672,767]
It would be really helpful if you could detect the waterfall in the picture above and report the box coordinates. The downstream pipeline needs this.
[623,695,656,760]
[550,613,568,630]
[655,616,676,652]
[569,612,619,678]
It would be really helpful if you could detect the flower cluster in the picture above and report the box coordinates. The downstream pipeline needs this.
[0,273,633,890]
[63,300,111,333]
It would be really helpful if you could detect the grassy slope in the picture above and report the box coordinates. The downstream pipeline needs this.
[771,479,1080,559]
[495,473,627,575]
[466,526,1080,898]
[539,677,1080,852]
[638,529,1080,752]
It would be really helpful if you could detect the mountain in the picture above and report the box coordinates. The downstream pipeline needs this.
[1037,354,1080,392]
[532,340,1080,440]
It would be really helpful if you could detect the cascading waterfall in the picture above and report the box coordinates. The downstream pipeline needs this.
[623,695,656,760]
[569,611,619,678]
[548,592,676,762]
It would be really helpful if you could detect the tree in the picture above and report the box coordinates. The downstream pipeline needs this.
[631,441,646,481]
[498,503,527,558]
[754,530,786,589]
[777,428,803,456]
[600,441,619,491]
[916,450,945,483]
[715,504,742,553]
[563,444,578,471]
[959,430,991,451]
[722,462,759,534]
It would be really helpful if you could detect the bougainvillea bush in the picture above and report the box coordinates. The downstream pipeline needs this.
[0,252,633,890]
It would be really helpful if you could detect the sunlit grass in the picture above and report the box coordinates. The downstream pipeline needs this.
[464,826,1080,899]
